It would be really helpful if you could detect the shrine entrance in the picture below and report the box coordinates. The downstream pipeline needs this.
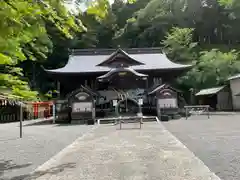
[96,48,148,119]
[115,98,140,117]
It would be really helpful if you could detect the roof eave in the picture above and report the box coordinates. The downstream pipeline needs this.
[195,86,226,96]
[44,65,192,75]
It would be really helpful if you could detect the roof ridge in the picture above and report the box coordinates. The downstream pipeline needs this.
[71,47,163,55]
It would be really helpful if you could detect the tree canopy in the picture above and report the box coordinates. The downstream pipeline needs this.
[1,0,240,100]
[0,0,84,100]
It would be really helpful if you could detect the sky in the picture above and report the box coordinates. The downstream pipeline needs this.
[65,0,115,12]
[65,0,87,12]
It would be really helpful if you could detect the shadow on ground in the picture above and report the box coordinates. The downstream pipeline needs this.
[55,123,81,127]
[23,120,53,127]
[116,127,142,130]
[0,138,19,142]
[24,120,97,127]
[0,160,76,180]
[0,159,31,179]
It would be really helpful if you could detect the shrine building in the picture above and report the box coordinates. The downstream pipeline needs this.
[44,48,192,123]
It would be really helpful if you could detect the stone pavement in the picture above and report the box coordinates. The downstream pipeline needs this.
[28,122,221,180]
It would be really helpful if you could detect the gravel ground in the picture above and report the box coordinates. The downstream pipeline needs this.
[163,114,240,180]
[0,119,94,180]
[31,122,219,180]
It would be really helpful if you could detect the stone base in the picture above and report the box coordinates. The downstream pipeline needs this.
[71,119,95,125]
[161,115,169,121]
[71,120,86,125]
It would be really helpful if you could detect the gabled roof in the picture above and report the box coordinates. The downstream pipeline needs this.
[195,86,225,96]
[147,84,181,95]
[96,48,144,67]
[228,74,240,81]
[148,84,166,95]
[66,85,100,98]
[44,48,193,74]
[235,92,240,96]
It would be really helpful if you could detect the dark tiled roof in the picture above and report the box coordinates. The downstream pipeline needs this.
[147,84,182,95]
[66,85,101,98]
[71,47,166,55]
[96,48,145,67]
[195,86,225,96]
[235,92,240,96]
[45,48,192,74]
[148,84,166,95]
[228,74,240,81]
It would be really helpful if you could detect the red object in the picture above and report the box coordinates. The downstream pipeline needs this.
[33,103,38,118]
[31,101,53,119]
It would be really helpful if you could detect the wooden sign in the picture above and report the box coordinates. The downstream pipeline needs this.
[113,100,118,106]
[118,72,127,76]
[138,98,143,105]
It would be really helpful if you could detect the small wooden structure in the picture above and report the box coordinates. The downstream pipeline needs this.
[66,85,98,124]
[55,99,70,122]
[147,84,180,120]
[28,101,53,119]
[195,86,232,111]
[228,74,240,110]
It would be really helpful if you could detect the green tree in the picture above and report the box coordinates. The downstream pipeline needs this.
[162,27,198,63]
[0,0,82,100]
[179,49,240,90]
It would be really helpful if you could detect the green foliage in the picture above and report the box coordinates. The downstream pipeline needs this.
[162,27,198,63]
[162,26,240,91]
[87,0,136,21]
[3,0,240,100]
[66,0,240,92]
[0,0,83,100]
[179,49,240,89]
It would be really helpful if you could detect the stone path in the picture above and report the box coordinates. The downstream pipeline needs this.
[29,122,221,180]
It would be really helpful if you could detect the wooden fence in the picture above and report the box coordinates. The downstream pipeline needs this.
[0,96,53,123]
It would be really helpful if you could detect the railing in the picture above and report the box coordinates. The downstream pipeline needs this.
[0,101,53,123]
[184,105,210,120]
[0,109,51,123]
[112,88,123,100]
[118,116,143,129]
[97,115,143,127]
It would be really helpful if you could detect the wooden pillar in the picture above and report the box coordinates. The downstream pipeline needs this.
[145,79,148,89]
[91,79,94,89]
[95,80,98,91]
[57,81,60,98]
